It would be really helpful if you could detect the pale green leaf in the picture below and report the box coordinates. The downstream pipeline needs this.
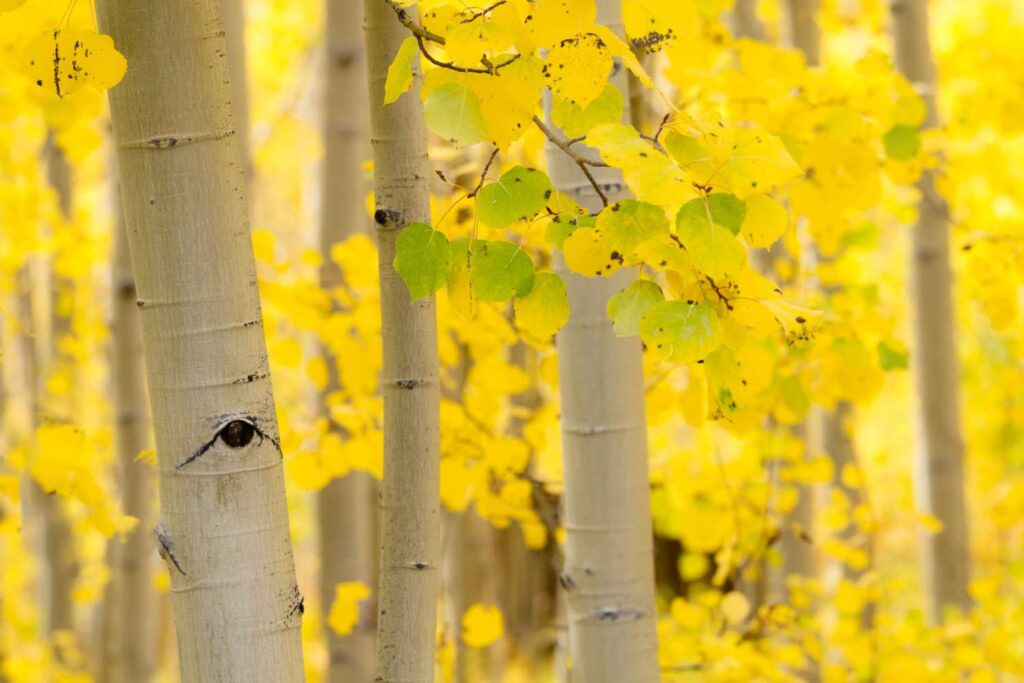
[394,223,450,300]
[639,300,722,363]
[607,279,664,337]
[470,239,535,301]
[424,82,488,146]
[476,166,552,228]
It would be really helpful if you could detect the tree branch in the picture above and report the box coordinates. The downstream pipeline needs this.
[532,115,610,207]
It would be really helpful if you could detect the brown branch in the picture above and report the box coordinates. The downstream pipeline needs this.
[416,35,521,74]
[460,0,508,23]
[467,147,500,198]
[384,0,446,43]
[532,115,609,206]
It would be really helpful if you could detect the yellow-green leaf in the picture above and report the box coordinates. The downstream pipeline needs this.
[514,272,569,342]
[607,279,664,336]
[424,81,488,146]
[639,300,722,363]
[676,199,747,280]
[384,36,419,104]
[551,82,624,138]
[741,194,788,248]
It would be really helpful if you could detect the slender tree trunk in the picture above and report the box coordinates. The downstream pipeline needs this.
[890,0,970,620]
[732,0,764,41]
[545,1,658,680]
[318,2,377,676]
[41,137,76,642]
[363,1,441,679]
[787,0,821,67]
[101,205,157,683]
[96,2,305,679]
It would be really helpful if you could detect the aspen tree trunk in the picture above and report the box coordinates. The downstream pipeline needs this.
[890,0,970,620]
[364,1,441,679]
[222,0,252,181]
[41,138,76,641]
[96,2,305,679]
[101,208,157,683]
[732,0,764,41]
[545,1,658,680]
[318,1,377,679]
[787,0,821,67]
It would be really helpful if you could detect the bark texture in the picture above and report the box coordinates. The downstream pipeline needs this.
[318,1,377,680]
[890,0,971,620]
[96,2,305,680]
[545,1,658,680]
[364,1,442,680]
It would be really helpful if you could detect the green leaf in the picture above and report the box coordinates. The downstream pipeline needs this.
[883,124,921,161]
[385,36,419,104]
[639,300,722,363]
[514,272,569,342]
[545,213,592,250]
[607,279,664,337]
[424,82,488,146]
[596,200,670,262]
[476,166,552,229]
[394,223,451,300]
[550,83,624,138]
[677,194,746,236]
[877,341,909,370]
[447,236,475,316]
[469,239,535,301]
[676,199,747,280]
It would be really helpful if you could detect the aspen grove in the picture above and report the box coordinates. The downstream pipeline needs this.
[3,0,1024,681]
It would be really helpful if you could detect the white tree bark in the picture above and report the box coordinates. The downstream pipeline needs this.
[96,2,305,679]
[545,1,658,680]
[890,0,970,620]
[363,0,442,680]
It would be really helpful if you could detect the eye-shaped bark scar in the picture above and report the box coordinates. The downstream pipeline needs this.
[175,415,281,470]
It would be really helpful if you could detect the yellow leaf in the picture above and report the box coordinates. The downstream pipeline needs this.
[563,227,622,277]
[136,449,158,467]
[543,33,612,108]
[384,36,419,104]
[720,591,750,625]
[307,356,329,391]
[25,29,127,99]
[741,193,788,248]
[462,603,505,648]
[514,272,569,343]
[327,581,372,637]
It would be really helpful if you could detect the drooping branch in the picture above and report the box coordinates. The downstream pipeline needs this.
[532,115,610,207]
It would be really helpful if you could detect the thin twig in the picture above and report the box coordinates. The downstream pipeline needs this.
[416,35,521,74]
[532,116,609,206]
[467,147,500,198]
[460,0,508,23]
[640,113,670,150]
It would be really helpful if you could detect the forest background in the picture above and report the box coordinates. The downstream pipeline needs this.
[1,0,1023,681]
